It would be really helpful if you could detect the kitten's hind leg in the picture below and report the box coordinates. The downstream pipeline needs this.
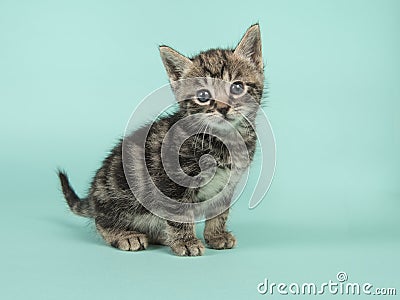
[96,222,148,251]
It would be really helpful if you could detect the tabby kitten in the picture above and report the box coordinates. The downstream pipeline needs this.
[58,24,264,256]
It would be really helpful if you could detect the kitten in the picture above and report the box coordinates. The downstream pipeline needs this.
[58,24,264,256]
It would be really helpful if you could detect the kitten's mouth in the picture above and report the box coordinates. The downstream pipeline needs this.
[224,116,236,122]
[220,112,241,122]
[213,114,234,122]
[209,114,241,131]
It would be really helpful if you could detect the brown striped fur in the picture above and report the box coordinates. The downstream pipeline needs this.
[58,24,265,256]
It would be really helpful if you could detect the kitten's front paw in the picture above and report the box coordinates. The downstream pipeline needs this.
[170,239,205,256]
[205,232,236,250]
[111,234,148,251]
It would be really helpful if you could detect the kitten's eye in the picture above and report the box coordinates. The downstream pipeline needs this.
[196,89,212,103]
[230,81,245,95]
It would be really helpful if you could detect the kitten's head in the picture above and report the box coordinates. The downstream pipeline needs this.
[159,24,264,132]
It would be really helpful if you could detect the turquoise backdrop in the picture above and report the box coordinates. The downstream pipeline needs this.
[1,0,399,299]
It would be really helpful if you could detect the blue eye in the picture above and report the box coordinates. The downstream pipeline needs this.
[196,89,212,102]
[230,81,245,95]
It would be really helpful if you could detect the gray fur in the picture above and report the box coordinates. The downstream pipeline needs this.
[58,24,265,256]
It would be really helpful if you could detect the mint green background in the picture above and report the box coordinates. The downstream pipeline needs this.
[1,0,399,299]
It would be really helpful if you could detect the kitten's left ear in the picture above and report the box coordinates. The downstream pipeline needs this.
[234,24,263,70]
[159,46,193,81]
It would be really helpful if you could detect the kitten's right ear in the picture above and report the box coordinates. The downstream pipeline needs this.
[159,46,192,81]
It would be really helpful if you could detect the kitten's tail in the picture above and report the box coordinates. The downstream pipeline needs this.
[57,170,95,218]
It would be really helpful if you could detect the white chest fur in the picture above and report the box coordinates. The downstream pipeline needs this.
[196,166,240,201]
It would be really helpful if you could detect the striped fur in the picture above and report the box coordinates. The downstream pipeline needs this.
[58,24,265,256]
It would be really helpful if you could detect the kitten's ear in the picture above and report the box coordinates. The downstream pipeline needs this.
[234,24,263,69]
[159,46,193,81]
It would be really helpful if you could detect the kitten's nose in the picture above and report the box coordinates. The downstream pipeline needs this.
[216,102,230,117]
